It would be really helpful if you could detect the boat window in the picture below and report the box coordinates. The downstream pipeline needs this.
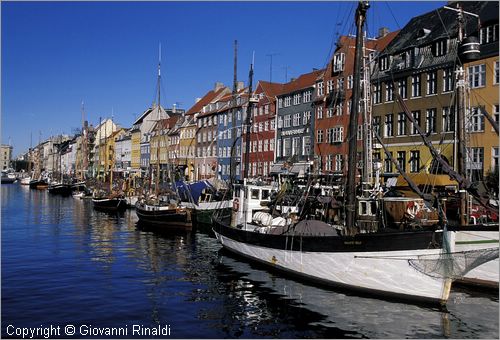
[251,189,260,199]
[261,189,270,200]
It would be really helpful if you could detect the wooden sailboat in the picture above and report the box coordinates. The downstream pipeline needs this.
[212,2,463,305]
[135,44,192,229]
[92,117,127,211]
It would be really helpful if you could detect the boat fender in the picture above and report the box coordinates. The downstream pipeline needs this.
[233,198,240,211]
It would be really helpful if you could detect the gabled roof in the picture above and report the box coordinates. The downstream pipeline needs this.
[255,80,284,101]
[276,69,325,96]
[133,105,169,126]
[185,86,230,116]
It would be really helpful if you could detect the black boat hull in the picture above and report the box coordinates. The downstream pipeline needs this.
[92,197,128,211]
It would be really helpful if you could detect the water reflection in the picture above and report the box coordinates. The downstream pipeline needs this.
[215,250,499,338]
[2,184,498,339]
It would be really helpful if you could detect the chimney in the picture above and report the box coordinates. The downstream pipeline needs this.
[378,27,390,38]
[214,82,224,91]
[195,97,201,103]
[236,81,245,91]
[290,77,297,82]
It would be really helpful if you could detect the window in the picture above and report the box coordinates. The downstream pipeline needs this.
[397,151,406,172]
[276,139,281,157]
[412,74,421,97]
[494,105,499,131]
[292,137,300,155]
[264,121,269,131]
[398,78,407,99]
[317,106,323,119]
[317,82,324,96]
[467,147,484,181]
[410,110,421,135]
[283,138,291,156]
[347,75,353,89]
[293,113,301,126]
[336,102,343,116]
[333,53,345,72]
[327,126,343,143]
[492,147,499,172]
[335,154,343,172]
[468,64,486,88]
[278,98,283,108]
[357,124,363,140]
[303,136,311,156]
[327,80,334,93]
[284,96,291,107]
[397,112,406,136]
[386,82,394,102]
[303,111,311,125]
[379,56,389,71]
[277,116,283,128]
[432,39,448,57]
[284,115,291,128]
[410,150,420,173]
[427,71,437,95]
[293,93,301,105]
[326,154,333,171]
[337,77,345,91]
[384,114,393,137]
[425,108,436,134]
[442,107,454,132]
[373,83,382,104]
[327,108,334,118]
[373,116,381,136]
[480,24,499,44]
[384,152,393,173]
[303,90,312,103]
[317,129,324,143]
[467,107,484,132]
[270,139,274,151]
[443,68,454,92]
[495,61,499,85]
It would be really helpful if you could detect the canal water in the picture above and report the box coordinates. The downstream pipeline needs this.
[2,184,498,338]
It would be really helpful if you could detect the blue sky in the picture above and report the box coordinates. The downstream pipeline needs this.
[2,1,444,156]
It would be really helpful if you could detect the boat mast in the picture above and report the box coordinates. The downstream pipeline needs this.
[155,43,162,197]
[243,54,255,180]
[230,40,238,184]
[345,1,369,231]
[361,34,373,194]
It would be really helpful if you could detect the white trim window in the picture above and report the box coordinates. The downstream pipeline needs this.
[333,53,345,72]
[493,104,499,132]
[335,154,343,172]
[425,108,436,134]
[373,83,382,104]
[337,77,345,91]
[347,75,353,89]
[326,154,333,171]
[386,81,394,102]
[442,106,454,133]
[384,113,393,137]
[302,136,311,156]
[426,71,437,95]
[468,64,486,88]
[293,113,301,126]
[293,93,301,105]
[317,106,323,120]
[327,80,334,93]
[467,107,484,132]
[410,110,420,135]
[303,90,312,103]
[317,82,324,96]
[412,74,421,97]
[410,150,420,173]
[284,114,291,128]
[292,137,300,156]
[303,111,311,125]
[317,129,324,143]
[492,147,499,172]
[398,78,407,99]
[397,112,406,136]
[284,96,292,107]
[442,68,454,92]
[480,24,499,44]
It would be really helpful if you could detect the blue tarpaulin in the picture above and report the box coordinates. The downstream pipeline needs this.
[173,180,214,204]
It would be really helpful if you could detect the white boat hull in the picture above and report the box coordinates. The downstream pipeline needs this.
[454,230,499,287]
[213,229,452,303]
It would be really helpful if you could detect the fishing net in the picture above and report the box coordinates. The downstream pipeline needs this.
[408,247,499,279]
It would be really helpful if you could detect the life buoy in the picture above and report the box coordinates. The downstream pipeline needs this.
[233,198,240,212]
[406,201,418,218]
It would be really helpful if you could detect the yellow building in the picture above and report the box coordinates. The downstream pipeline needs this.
[179,115,197,181]
[131,128,141,171]
[465,53,499,181]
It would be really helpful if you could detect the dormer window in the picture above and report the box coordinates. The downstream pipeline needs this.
[333,53,345,72]
[379,56,389,71]
[480,23,499,44]
[432,39,448,57]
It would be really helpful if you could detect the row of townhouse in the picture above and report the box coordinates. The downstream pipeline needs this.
[29,1,497,186]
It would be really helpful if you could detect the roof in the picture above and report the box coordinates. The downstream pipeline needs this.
[383,1,496,55]
[154,115,181,131]
[185,86,230,115]
[276,69,325,97]
[255,80,284,100]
